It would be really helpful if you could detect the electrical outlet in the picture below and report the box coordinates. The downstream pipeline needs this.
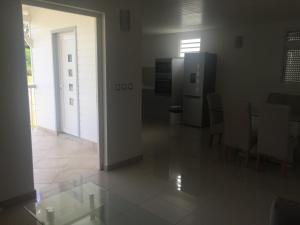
[121,83,128,90]
[115,84,121,91]
[115,83,133,91]
[128,82,133,90]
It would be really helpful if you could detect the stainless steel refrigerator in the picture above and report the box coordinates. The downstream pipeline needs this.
[183,52,217,127]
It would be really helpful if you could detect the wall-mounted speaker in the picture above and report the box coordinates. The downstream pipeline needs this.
[235,35,244,48]
[120,10,131,32]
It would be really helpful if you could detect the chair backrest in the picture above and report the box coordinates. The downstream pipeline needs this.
[223,100,252,151]
[267,93,300,114]
[270,198,300,225]
[207,93,223,126]
[258,103,290,161]
[267,93,287,105]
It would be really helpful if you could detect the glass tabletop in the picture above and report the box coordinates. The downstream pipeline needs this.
[25,183,106,225]
[25,182,171,225]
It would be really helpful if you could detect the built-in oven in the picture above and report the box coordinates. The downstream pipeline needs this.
[155,59,172,96]
[155,79,172,95]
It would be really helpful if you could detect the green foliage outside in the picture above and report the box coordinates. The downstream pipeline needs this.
[25,45,36,127]
[25,46,32,76]
[25,46,33,85]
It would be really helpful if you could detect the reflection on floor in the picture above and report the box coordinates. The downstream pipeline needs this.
[2,122,300,225]
[32,128,98,191]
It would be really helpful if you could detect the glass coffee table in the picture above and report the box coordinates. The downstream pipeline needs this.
[25,182,171,225]
[25,183,106,225]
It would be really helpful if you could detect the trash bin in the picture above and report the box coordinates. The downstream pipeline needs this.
[169,106,183,125]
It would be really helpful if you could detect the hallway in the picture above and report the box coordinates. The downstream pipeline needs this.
[31,128,98,191]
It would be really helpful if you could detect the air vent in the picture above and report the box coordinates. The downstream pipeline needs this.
[283,49,300,82]
[287,31,300,42]
[283,31,300,82]
[180,39,201,57]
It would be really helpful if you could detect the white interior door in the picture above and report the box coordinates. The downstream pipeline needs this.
[57,31,79,136]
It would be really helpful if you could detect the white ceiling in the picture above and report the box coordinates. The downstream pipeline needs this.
[142,0,300,34]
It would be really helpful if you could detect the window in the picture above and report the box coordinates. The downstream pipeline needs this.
[283,31,300,83]
[180,38,201,57]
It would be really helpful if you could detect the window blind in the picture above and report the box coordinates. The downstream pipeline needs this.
[180,39,201,57]
[283,32,300,82]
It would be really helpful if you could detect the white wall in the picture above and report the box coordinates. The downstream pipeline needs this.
[30,6,98,142]
[0,0,142,203]
[142,21,300,104]
[0,0,34,204]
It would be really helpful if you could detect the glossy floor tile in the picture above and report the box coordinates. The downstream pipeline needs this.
[2,122,300,225]
[31,128,99,189]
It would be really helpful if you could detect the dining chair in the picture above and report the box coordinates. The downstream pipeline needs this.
[267,93,286,106]
[223,100,257,165]
[207,93,223,146]
[270,197,300,225]
[256,103,298,175]
[267,93,300,138]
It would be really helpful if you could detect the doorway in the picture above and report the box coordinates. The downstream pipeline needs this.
[53,29,80,137]
[22,1,106,190]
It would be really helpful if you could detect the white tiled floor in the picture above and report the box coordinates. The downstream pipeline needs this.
[31,128,99,190]
[2,122,300,225]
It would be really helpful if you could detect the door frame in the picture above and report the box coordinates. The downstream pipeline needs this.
[52,27,80,137]
[22,0,107,171]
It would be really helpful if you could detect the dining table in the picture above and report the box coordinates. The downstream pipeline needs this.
[212,103,300,123]
[251,104,300,123]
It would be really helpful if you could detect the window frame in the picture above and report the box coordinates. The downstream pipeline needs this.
[179,38,201,58]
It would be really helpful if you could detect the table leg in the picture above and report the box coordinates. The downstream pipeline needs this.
[89,194,96,221]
